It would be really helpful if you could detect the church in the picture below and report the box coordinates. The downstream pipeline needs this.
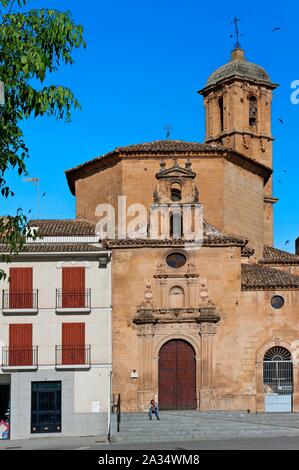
[66,45,299,414]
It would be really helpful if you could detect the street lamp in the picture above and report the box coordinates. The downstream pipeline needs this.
[0,80,5,116]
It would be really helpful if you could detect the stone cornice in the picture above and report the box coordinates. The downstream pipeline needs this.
[206,130,274,142]
[104,235,248,250]
[198,75,279,96]
[133,306,220,325]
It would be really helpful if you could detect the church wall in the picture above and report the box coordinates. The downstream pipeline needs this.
[120,156,226,232]
[203,289,299,411]
[74,153,270,257]
[111,244,242,412]
[264,198,274,247]
[223,161,264,259]
[75,160,123,224]
[111,243,299,413]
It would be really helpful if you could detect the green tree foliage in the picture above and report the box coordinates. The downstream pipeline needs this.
[0,0,85,279]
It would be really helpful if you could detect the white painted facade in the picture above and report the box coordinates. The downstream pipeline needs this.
[0,247,112,440]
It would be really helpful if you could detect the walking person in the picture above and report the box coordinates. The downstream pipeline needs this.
[149,399,160,420]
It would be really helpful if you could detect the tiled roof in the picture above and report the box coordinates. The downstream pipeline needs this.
[241,263,299,290]
[203,221,247,246]
[65,140,225,175]
[115,140,225,154]
[104,221,248,249]
[27,219,96,237]
[65,139,272,195]
[0,243,101,254]
[259,245,299,265]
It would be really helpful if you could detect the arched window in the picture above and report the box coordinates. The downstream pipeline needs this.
[171,183,182,202]
[263,346,293,407]
[169,286,185,308]
[170,211,183,238]
[264,347,291,362]
[249,95,258,126]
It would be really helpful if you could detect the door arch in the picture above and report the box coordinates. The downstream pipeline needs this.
[158,339,196,410]
[263,346,293,412]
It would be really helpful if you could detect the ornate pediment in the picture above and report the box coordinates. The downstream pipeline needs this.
[134,274,221,325]
[155,159,196,180]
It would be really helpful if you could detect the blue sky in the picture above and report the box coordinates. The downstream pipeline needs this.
[2,0,299,251]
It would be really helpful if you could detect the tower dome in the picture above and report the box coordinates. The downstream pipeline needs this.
[204,48,276,90]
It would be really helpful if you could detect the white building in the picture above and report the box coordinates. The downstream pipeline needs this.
[0,219,112,440]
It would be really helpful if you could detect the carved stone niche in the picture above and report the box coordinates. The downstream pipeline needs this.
[153,158,200,205]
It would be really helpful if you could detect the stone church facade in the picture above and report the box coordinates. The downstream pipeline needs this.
[66,48,299,413]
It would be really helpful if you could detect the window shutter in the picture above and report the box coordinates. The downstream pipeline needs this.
[62,267,85,308]
[9,268,33,309]
[62,323,85,365]
[9,324,33,366]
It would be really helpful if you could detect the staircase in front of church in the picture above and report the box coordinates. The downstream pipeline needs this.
[109,410,299,444]
[110,411,205,444]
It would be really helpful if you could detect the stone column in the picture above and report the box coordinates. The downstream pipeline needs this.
[200,322,217,409]
[292,365,299,412]
[255,361,264,412]
[137,325,155,410]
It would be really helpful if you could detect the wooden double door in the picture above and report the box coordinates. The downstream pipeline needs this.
[158,340,197,410]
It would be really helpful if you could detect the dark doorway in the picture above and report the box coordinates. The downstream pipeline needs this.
[0,384,10,421]
[159,339,196,410]
[31,382,62,433]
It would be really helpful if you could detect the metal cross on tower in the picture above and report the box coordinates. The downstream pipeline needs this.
[163,125,173,140]
[231,17,242,49]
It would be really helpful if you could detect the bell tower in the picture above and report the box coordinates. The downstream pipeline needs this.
[198,47,279,247]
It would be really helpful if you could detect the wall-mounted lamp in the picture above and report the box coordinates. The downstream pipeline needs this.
[98,252,111,269]
[0,80,5,116]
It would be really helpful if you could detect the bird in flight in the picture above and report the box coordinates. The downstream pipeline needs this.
[285,240,290,245]
[278,118,284,124]
[271,27,282,33]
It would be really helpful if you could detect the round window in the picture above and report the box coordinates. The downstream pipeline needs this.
[166,252,186,268]
[271,295,284,309]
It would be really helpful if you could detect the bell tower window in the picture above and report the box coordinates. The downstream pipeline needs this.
[171,183,182,202]
[249,95,258,126]
[170,211,183,239]
[218,96,224,132]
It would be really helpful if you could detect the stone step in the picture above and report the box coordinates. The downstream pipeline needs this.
[110,411,299,444]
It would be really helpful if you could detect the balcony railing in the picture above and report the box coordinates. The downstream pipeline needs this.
[2,290,38,310]
[55,289,91,309]
[55,345,91,366]
[2,346,38,367]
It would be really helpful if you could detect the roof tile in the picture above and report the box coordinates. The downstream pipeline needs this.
[242,263,299,290]
[259,246,299,265]
[27,219,96,237]
[0,243,101,254]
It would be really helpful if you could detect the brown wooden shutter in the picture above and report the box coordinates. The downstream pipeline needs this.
[9,324,33,366]
[62,323,85,364]
[9,268,33,309]
[62,267,85,308]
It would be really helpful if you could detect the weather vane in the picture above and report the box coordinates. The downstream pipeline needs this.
[231,17,242,49]
[163,125,172,140]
